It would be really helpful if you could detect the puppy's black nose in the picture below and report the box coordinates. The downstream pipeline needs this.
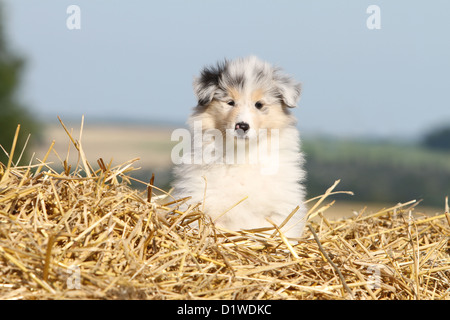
[235,122,250,132]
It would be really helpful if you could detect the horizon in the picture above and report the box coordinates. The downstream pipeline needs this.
[38,115,434,145]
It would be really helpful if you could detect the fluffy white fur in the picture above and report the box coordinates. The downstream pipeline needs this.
[171,56,307,240]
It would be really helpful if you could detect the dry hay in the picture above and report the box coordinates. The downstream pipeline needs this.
[0,120,449,300]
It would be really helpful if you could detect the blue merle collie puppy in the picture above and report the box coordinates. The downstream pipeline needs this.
[171,56,307,240]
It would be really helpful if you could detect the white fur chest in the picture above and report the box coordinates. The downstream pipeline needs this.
[171,129,306,237]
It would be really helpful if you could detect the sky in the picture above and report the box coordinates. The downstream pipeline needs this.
[2,0,450,140]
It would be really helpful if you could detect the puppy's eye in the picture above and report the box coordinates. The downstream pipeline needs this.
[255,101,264,109]
[227,100,235,106]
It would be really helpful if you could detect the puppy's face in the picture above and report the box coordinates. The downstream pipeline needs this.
[203,86,290,139]
[191,56,301,139]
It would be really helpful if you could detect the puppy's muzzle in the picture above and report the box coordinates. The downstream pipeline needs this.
[235,122,250,137]
[235,122,249,132]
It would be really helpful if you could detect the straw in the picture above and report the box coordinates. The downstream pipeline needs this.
[0,119,449,300]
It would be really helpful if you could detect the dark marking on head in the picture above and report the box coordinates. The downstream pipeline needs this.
[194,60,228,106]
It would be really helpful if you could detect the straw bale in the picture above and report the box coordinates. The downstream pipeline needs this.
[0,122,449,300]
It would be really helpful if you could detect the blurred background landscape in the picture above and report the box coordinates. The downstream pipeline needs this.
[1,0,449,217]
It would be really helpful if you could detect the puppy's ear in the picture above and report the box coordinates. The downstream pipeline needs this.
[193,61,226,106]
[274,71,302,108]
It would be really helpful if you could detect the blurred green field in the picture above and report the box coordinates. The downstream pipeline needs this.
[303,138,450,170]
[34,122,448,216]
[302,137,450,208]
